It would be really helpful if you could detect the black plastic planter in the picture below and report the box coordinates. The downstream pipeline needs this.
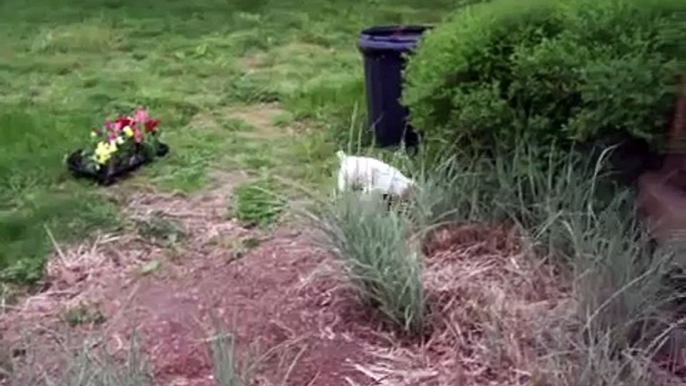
[358,25,430,148]
[66,143,169,186]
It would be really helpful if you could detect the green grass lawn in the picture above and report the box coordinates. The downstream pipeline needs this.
[0,0,466,283]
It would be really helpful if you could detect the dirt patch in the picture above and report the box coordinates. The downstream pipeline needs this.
[190,111,225,132]
[118,229,380,386]
[228,104,284,131]
[189,104,299,141]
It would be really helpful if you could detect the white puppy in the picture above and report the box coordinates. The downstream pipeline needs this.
[335,150,415,200]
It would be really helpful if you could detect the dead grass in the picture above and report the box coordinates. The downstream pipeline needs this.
[426,225,562,384]
[227,104,287,132]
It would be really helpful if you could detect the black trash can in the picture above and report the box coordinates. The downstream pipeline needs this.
[358,25,430,148]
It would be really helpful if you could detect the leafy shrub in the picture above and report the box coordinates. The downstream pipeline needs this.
[404,0,685,153]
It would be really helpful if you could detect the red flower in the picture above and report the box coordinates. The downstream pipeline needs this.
[144,119,159,133]
[114,117,133,131]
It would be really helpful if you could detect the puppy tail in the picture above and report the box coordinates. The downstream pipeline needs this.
[335,150,347,161]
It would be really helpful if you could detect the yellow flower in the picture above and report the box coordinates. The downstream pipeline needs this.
[94,141,118,165]
[96,154,110,165]
[93,152,110,165]
[95,141,107,155]
[123,126,134,138]
[95,141,109,154]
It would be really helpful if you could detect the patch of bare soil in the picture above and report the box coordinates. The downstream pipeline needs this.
[189,104,302,144]
[225,104,308,140]
[228,104,285,130]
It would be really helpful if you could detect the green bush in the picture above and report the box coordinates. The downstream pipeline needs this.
[404,0,685,152]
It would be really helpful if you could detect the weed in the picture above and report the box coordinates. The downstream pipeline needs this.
[134,216,186,247]
[222,118,256,133]
[271,112,295,128]
[63,303,107,327]
[209,331,254,386]
[232,177,284,228]
[206,317,309,386]
[228,237,262,261]
[138,260,162,276]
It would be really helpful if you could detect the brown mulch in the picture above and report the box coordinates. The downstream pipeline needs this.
[0,182,379,386]
[1,181,683,385]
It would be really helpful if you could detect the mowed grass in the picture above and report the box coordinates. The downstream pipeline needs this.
[0,0,464,282]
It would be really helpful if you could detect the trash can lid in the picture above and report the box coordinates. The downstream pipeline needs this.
[358,25,431,53]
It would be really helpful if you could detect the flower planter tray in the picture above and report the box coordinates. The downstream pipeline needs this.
[66,143,169,186]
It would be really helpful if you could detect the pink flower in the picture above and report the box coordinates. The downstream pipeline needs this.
[104,121,114,131]
[134,128,143,143]
[134,109,149,124]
